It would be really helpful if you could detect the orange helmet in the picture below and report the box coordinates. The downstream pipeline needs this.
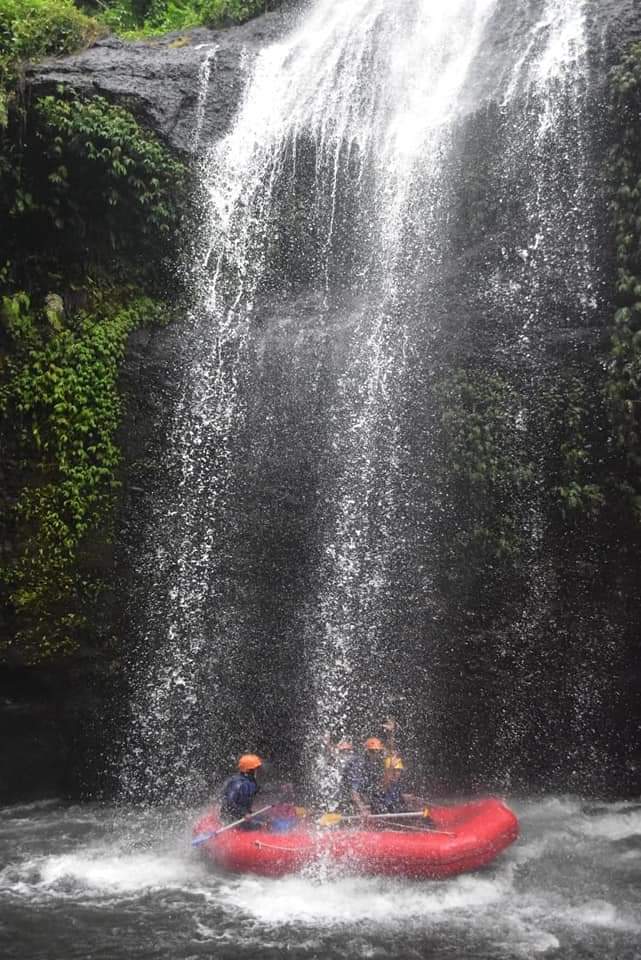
[238,753,262,773]
[364,737,384,751]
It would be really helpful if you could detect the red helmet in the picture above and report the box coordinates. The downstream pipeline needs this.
[364,737,384,751]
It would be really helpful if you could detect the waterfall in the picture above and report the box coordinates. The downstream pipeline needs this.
[122,0,600,803]
[191,45,218,153]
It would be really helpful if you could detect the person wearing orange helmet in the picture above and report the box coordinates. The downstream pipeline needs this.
[220,753,263,825]
[377,720,432,819]
[341,737,387,817]
[378,753,409,814]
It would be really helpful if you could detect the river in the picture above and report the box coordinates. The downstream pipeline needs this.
[1,797,639,959]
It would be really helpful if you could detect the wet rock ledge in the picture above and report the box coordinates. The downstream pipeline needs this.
[26,3,300,155]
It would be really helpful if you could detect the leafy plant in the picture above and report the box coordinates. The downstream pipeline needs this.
[1,90,189,294]
[0,292,163,659]
[95,0,277,38]
[36,92,186,242]
[0,0,99,123]
[550,376,604,519]
[0,86,188,661]
[198,0,271,28]
[99,0,200,35]
[432,368,530,562]
[606,41,641,518]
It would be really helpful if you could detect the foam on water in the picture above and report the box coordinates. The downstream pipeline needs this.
[1,798,639,959]
[0,843,203,900]
[215,871,505,927]
[37,849,199,894]
[561,900,641,933]
[570,808,641,841]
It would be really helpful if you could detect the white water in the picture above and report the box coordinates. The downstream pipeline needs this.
[297,0,499,788]
[191,44,218,152]
[1,799,639,959]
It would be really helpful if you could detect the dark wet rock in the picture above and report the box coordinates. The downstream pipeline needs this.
[0,659,122,803]
[26,3,302,154]
[588,0,641,56]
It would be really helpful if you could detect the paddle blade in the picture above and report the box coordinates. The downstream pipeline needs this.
[318,812,343,827]
[191,832,213,847]
[423,807,431,818]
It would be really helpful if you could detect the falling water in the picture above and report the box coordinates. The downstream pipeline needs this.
[191,45,218,153]
[484,0,602,788]
[122,0,601,803]
[299,0,499,796]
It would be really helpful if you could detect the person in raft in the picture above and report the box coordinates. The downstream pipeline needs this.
[320,734,355,810]
[377,754,411,813]
[343,731,432,820]
[378,720,434,820]
[380,717,410,806]
[380,717,401,765]
[342,737,388,816]
[220,753,264,828]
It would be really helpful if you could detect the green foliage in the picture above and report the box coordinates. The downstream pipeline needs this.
[0,0,99,123]
[198,0,269,29]
[36,93,186,243]
[96,0,275,38]
[608,42,641,493]
[0,292,162,659]
[0,0,96,60]
[1,91,188,291]
[0,87,188,661]
[550,376,605,519]
[433,368,530,562]
[431,364,608,588]
[98,0,200,36]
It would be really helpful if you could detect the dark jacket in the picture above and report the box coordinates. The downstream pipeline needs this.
[220,772,258,822]
[341,754,385,810]
[372,778,406,814]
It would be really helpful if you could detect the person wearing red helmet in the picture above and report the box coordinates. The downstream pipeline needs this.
[220,754,263,825]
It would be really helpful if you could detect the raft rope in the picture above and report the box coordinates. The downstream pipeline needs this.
[385,820,431,832]
[253,840,308,852]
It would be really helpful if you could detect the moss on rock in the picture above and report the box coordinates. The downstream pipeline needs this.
[0,85,190,662]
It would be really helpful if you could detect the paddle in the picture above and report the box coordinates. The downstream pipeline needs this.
[318,809,456,837]
[318,808,431,827]
[191,805,274,847]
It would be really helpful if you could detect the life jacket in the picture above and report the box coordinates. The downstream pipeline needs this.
[383,752,405,789]
[220,772,258,822]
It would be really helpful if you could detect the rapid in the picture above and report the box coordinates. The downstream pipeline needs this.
[1,798,640,959]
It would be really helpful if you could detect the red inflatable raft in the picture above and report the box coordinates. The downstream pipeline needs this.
[192,798,518,879]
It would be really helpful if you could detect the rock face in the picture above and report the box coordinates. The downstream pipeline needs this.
[591,0,640,56]
[2,8,304,807]
[0,660,122,804]
[27,3,301,154]
[7,0,641,804]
